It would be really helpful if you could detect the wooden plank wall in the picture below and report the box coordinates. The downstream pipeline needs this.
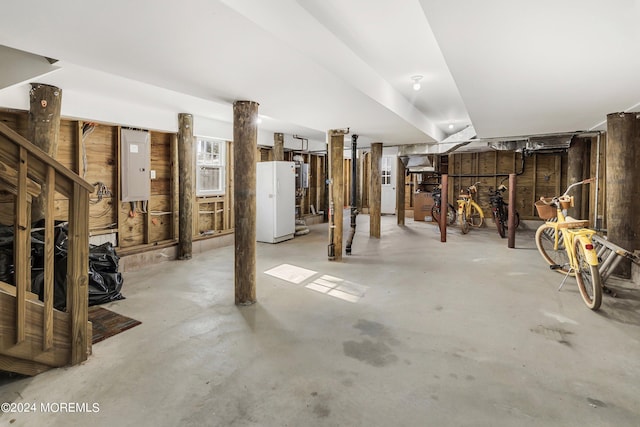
[447,150,568,220]
[0,109,233,254]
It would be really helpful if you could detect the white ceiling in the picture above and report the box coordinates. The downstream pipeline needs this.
[0,0,638,147]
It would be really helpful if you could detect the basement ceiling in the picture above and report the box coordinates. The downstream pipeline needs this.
[0,0,638,146]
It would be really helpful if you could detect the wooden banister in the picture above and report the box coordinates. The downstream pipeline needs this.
[0,122,93,196]
[0,120,93,371]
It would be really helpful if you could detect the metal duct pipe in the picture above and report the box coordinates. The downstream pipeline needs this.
[346,134,358,255]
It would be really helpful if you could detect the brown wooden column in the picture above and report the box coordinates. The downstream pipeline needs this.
[396,157,405,225]
[508,173,517,248]
[370,143,382,238]
[177,113,194,260]
[567,137,587,218]
[606,112,640,278]
[28,83,62,222]
[273,132,284,161]
[234,101,259,303]
[328,130,346,260]
[440,174,448,242]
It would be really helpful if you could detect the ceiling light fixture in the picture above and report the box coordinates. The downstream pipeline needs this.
[411,75,423,91]
[448,124,454,130]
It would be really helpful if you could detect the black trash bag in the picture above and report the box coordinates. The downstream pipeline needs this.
[87,268,125,306]
[87,242,125,306]
[0,248,13,284]
[0,224,15,285]
[30,255,69,311]
[89,242,120,273]
[2,221,125,309]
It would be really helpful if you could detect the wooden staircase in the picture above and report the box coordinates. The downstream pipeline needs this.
[0,121,94,376]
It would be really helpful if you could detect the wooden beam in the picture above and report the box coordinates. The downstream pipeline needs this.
[606,112,640,278]
[233,101,258,305]
[177,113,194,260]
[370,142,382,238]
[567,137,586,218]
[28,83,62,222]
[328,130,345,260]
[0,354,51,376]
[273,133,284,161]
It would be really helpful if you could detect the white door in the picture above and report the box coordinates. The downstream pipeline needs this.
[381,155,396,214]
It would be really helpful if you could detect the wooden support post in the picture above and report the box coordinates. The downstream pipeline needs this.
[170,134,179,240]
[67,182,89,364]
[28,83,62,222]
[606,112,640,278]
[273,132,284,161]
[233,101,259,304]
[567,137,586,218]
[440,174,448,243]
[508,174,517,248]
[396,156,405,225]
[228,140,235,229]
[75,121,83,175]
[177,113,194,260]
[328,130,345,260]
[370,143,382,238]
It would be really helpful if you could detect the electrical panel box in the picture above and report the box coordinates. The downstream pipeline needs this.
[295,162,309,189]
[121,128,150,202]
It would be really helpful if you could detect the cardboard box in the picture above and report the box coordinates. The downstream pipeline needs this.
[413,192,434,222]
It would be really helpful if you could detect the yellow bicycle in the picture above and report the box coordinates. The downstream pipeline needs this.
[457,182,485,234]
[534,178,602,310]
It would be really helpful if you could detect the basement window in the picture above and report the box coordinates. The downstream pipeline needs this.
[196,137,225,196]
[381,156,392,185]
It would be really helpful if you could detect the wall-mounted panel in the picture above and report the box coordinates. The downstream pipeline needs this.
[121,128,150,202]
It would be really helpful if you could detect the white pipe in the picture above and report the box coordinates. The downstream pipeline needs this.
[594,132,601,230]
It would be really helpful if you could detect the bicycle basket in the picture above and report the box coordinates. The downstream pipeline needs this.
[559,195,573,210]
[535,198,556,219]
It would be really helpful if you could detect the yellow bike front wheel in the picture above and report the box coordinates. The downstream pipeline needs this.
[535,223,572,275]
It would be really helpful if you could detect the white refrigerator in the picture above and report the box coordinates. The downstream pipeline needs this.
[256,161,296,243]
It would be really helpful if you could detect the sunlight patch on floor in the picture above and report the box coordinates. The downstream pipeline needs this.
[305,274,368,303]
[264,263,318,284]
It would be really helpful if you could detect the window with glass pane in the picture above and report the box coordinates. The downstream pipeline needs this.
[196,137,225,196]
[382,157,391,185]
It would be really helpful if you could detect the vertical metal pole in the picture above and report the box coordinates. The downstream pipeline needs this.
[508,173,516,248]
[346,135,358,254]
[440,174,448,243]
[594,132,601,229]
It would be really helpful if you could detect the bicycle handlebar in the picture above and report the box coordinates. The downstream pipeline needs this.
[539,178,594,205]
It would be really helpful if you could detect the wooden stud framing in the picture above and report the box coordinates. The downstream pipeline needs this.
[170,133,179,240]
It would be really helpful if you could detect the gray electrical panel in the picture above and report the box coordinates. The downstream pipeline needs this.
[121,128,150,202]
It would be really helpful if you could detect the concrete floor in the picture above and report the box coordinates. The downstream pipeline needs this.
[2,214,640,426]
